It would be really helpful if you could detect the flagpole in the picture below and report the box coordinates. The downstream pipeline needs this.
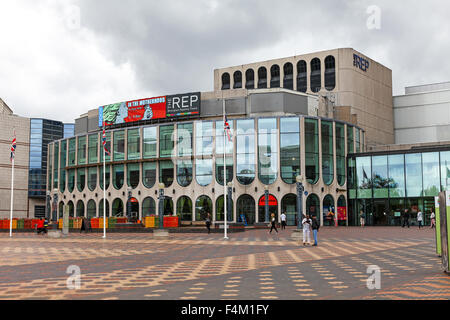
[223,98,228,240]
[103,130,106,239]
[9,155,14,238]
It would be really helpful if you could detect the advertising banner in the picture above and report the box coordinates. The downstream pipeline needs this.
[166,92,201,117]
[337,206,347,221]
[435,196,441,255]
[99,92,201,126]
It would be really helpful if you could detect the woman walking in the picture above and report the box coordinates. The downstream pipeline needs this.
[205,212,212,234]
[302,215,312,245]
[269,213,278,234]
[430,210,436,229]
[417,210,423,229]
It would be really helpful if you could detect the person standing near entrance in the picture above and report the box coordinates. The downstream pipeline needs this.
[402,209,410,228]
[280,212,287,230]
[430,210,436,229]
[360,210,365,227]
[302,215,312,245]
[205,212,212,234]
[269,213,278,234]
[311,215,320,246]
[417,210,423,229]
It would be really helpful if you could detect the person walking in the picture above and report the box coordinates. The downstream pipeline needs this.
[205,212,212,234]
[402,209,410,228]
[280,212,287,230]
[417,210,423,229]
[302,215,312,245]
[269,213,278,234]
[430,210,436,229]
[37,218,45,235]
[311,215,320,246]
[360,210,365,227]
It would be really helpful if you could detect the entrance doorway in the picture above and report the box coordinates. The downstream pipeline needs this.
[372,199,388,225]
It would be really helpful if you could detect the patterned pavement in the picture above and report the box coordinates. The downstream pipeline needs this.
[0,227,448,300]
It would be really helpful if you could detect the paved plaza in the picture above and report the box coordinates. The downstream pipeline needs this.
[0,227,448,300]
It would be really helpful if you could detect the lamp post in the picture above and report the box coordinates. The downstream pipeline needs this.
[46,190,51,221]
[158,182,165,229]
[227,182,233,222]
[296,175,304,230]
[52,188,58,230]
[264,185,269,223]
[126,186,132,220]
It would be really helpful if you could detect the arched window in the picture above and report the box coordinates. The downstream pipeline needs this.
[258,194,278,223]
[159,160,174,188]
[195,195,212,221]
[99,199,110,218]
[177,160,193,187]
[310,58,321,93]
[216,195,233,222]
[100,165,110,190]
[306,194,320,218]
[67,200,74,217]
[236,119,255,185]
[195,159,213,186]
[68,169,75,193]
[142,197,156,217]
[337,195,347,226]
[270,64,280,88]
[233,71,242,89]
[321,120,334,185]
[177,196,192,221]
[296,60,307,92]
[127,197,139,219]
[87,199,96,218]
[112,198,124,217]
[236,195,255,225]
[58,201,64,219]
[59,140,66,193]
[127,163,140,189]
[77,168,86,192]
[280,117,300,184]
[162,197,174,216]
[324,55,336,91]
[216,157,233,186]
[305,119,319,184]
[283,62,293,90]
[281,194,297,226]
[336,123,346,186]
[258,118,278,185]
[113,165,124,190]
[221,73,230,90]
[245,69,255,89]
[142,162,156,188]
[88,167,97,191]
[76,200,85,217]
[257,67,267,89]
[323,195,335,226]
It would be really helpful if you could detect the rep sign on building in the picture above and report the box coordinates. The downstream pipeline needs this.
[99,92,201,126]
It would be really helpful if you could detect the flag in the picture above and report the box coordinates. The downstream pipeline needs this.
[224,115,232,142]
[10,134,16,162]
[102,128,110,156]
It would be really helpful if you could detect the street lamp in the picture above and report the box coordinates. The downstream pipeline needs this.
[158,182,165,229]
[52,188,58,230]
[296,175,304,230]
[126,186,132,220]
[264,185,269,223]
[46,191,51,221]
[227,182,233,222]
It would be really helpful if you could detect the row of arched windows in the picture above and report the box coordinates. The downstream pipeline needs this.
[59,193,347,226]
[221,56,336,93]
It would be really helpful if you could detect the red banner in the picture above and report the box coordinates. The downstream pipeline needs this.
[124,96,166,123]
[259,195,278,206]
[337,206,347,221]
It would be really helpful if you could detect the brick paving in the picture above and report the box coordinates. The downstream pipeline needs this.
[0,226,448,300]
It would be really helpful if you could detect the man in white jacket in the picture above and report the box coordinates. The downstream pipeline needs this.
[302,215,312,246]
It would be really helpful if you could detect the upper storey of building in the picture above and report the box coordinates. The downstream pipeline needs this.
[214,48,394,148]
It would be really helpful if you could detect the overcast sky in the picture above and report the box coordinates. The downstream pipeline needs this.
[0,0,449,123]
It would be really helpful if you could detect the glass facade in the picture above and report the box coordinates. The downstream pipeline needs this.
[348,148,450,226]
[49,116,363,224]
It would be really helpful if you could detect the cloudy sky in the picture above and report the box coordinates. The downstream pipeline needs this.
[0,0,449,123]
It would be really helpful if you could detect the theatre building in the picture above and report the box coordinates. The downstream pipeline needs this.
[46,48,398,226]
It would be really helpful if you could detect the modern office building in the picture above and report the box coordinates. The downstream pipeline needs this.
[215,48,394,148]
[393,81,450,145]
[348,143,450,226]
[0,99,30,219]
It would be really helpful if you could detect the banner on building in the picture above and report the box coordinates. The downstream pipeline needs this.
[337,206,347,221]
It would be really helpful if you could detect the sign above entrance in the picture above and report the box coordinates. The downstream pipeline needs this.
[353,53,370,72]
